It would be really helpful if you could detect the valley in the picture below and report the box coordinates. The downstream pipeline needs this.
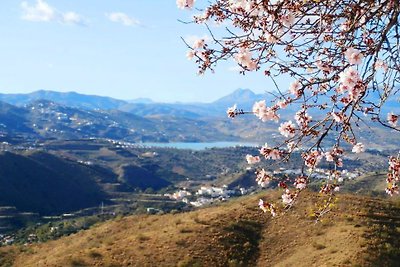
[0,90,398,266]
[0,136,394,246]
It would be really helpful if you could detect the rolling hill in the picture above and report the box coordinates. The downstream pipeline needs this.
[0,151,108,216]
[0,149,182,217]
[1,191,400,266]
[0,100,239,143]
[0,89,267,118]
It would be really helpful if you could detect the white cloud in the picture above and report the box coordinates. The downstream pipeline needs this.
[106,12,141,27]
[21,0,86,26]
[21,0,55,22]
[62,12,84,25]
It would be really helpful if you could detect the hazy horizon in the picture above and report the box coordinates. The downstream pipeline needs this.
[0,87,264,104]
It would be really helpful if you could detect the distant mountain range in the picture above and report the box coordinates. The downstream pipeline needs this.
[1,88,397,119]
[0,90,127,110]
[0,89,266,118]
[0,99,248,144]
[0,89,268,143]
[0,89,398,146]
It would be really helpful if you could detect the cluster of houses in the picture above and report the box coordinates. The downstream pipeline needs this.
[0,233,41,246]
[28,103,127,134]
[163,167,361,209]
[77,160,93,166]
[0,234,15,246]
[165,185,249,208]
[272,167,360,180]
[106,139,138,149]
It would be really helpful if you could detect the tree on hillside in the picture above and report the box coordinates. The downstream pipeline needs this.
[178,0,400,219]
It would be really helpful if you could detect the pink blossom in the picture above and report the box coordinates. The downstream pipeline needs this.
[294,176,307,190]
[320,184,340,194]
[278,121,296,138]
[246,60,257,71]
[303,151,323,168]
[386,156,400,196]
[252,101,279,122]
[334,186,340,192]
[344,47,363,65]
[235,49,251,62]
[265,32,277,43]
[252,100,266,114]
[278,181,288,189]
[336,84,349,94]
[176,0,195,9]
[256,169,272,187]
[331,112,346,123]
[295,109,312,129]
[315,59,332,73]
[340,96,351,104]
[258,199,268,213]
[186,50,195,60]
[246,154,260,164]
[325,147,344,165]
[269,149,282,160]
[197,51,209,63]
[339,67,359,88]
[385,185,399,196]
[193,39,205,49]
[235,49,257,71]
[281,12,294,27]
[352,143,365,153]
[387,112,398,127]
[289,80,302,98]
[325,151,334,162]
[258,199,276,217]
[226,104,237,118]
[277,100,288,109]
[336,158,343,167]
[282,189,294,205]
[260,143,282,160]
[338,67,364,101]
[375,59,388,72]
[388,157,400,171]
[340,21,350,31]
[228,0,251,13]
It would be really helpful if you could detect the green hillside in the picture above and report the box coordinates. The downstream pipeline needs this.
[0,151,108,215]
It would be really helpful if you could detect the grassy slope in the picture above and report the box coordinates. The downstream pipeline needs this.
[2,192,400,267]
[0,151,108,215]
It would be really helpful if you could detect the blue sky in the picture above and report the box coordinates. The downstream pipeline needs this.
[0,0,283,103]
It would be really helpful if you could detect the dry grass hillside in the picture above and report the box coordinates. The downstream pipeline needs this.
[1,191,400,267]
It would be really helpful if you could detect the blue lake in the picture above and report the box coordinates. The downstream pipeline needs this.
[135,141,259,150]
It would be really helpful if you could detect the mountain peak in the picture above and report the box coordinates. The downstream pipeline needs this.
[225,88,256,99]
[231,88,256,97]
[128,98,154,104]
[212,88,261,107]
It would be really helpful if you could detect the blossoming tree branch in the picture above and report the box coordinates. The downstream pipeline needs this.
[177,0,400,218]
